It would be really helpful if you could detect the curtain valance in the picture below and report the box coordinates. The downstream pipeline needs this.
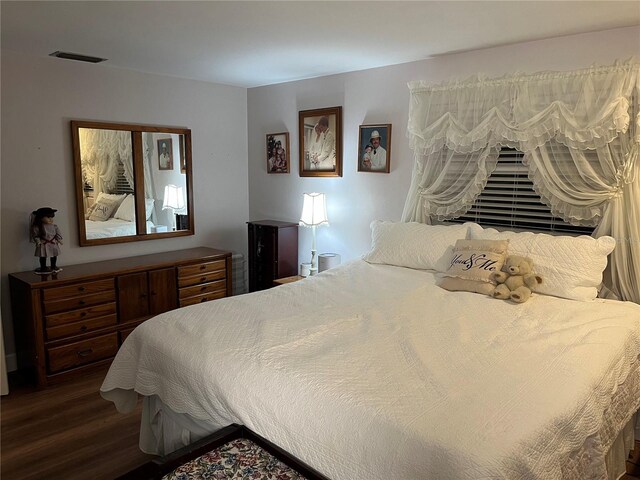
[407,60,639,155]
[402,59,640,303]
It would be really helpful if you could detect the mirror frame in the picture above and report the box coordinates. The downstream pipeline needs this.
[71,120,194,246]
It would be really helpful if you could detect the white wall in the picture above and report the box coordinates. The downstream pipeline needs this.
[247,26,640,268]
[1,51,249,367]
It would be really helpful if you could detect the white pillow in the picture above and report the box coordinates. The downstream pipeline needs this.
[113,194,135,222]
[469,228,616,301]
[145,198,155,220]
[362,221,482,270]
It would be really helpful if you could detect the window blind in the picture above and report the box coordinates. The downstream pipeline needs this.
[115,161,134,194]
[449,148,594,235]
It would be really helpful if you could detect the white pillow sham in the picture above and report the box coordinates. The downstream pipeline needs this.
[469,227,616,302]
[145,198,155,221]
[113,194,135,222]
[362,221,482,271]
[113,195,156,222]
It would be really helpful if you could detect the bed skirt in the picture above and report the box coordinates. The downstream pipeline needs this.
[133,393,638,480]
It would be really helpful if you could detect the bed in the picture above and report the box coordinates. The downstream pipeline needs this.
[84,193,158,239]
[84,218,155,239]
[101,222,640,480]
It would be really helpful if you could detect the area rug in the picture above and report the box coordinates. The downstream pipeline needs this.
[162,437,308,480]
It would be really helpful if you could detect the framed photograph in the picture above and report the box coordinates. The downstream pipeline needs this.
[179,135,186,174]
[266,132,290,174]
[299,106,342,177]
[358,124,391,173]
[157,138,173,170]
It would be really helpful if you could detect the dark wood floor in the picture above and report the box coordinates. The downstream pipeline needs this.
[1,366,639,480]
[1,367,152,480]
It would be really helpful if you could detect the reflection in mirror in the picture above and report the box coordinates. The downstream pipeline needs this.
[142,132,189,233]
[79,128,137,240]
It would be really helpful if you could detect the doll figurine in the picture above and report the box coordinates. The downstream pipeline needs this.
[30,207,63,274]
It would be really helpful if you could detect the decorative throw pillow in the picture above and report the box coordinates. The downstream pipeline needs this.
[113,194,136,222]
[88,198,120,221]
[442,239,509,283]
[362,221,482,270]
[95,192,127,206]
[469,227,616,302]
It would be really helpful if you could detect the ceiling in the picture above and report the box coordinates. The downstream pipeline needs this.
[2,1,639,88]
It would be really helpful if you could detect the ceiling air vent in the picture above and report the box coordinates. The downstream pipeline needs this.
[49,51,107,64]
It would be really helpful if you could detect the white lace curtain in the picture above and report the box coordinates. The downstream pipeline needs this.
[79,128,134,195]
[402,60,640,303]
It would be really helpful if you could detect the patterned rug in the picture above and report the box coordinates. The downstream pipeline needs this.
[162,438,308,480]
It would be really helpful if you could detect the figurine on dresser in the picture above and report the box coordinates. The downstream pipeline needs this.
[30,207,63,274]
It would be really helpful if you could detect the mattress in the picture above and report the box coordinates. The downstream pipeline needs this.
[101,260,640,479]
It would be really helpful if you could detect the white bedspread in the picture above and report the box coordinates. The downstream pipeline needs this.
[101,260,640,479]
[85,218,154,239]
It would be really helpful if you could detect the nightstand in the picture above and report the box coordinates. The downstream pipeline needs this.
[273,275,304,286]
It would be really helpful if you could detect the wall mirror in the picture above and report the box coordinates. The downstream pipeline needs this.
[71,121,194,246]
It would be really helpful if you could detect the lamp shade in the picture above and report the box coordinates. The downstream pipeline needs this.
[162,184,185,210]
[299,192,329,227]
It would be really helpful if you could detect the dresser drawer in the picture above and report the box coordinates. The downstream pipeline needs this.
[178,269,226,288]
[46,314,117,341]
[47,332,118,373]
[179,290,226,307]
[179,279,226,300]
[178,260,226,278]
[44,291,116,315]
[43,279,115,301]
[45,302,117,328]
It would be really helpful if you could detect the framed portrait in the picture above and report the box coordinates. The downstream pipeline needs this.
[299,106,342,177]
[358,124,391,173]
[157,138,173,170]
[266,132,290,174]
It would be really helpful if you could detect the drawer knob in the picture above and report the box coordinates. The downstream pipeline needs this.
[200,286,206,292]
[200,265,206,270]
[200,276,207,282]
[200,297,207,303]
[78,300,86,305]
[80,325,88,332]
[78,286,85,292]
[80,312,87,317]
[77,348,93,357]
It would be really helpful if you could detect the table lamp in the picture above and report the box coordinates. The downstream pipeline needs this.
[299,192,329,276]
[162,184,185,231]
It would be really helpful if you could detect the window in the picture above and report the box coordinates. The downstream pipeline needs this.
[449,148,594,235]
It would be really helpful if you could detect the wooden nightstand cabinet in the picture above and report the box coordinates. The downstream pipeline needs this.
[9,247,232,386]
[247,220,298,292]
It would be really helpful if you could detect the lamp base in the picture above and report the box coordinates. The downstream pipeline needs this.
[310,246,317,276]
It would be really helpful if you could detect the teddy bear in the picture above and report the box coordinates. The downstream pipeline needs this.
[490,255,543,303]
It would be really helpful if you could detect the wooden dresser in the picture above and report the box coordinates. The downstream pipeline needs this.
[9,247,232,386]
